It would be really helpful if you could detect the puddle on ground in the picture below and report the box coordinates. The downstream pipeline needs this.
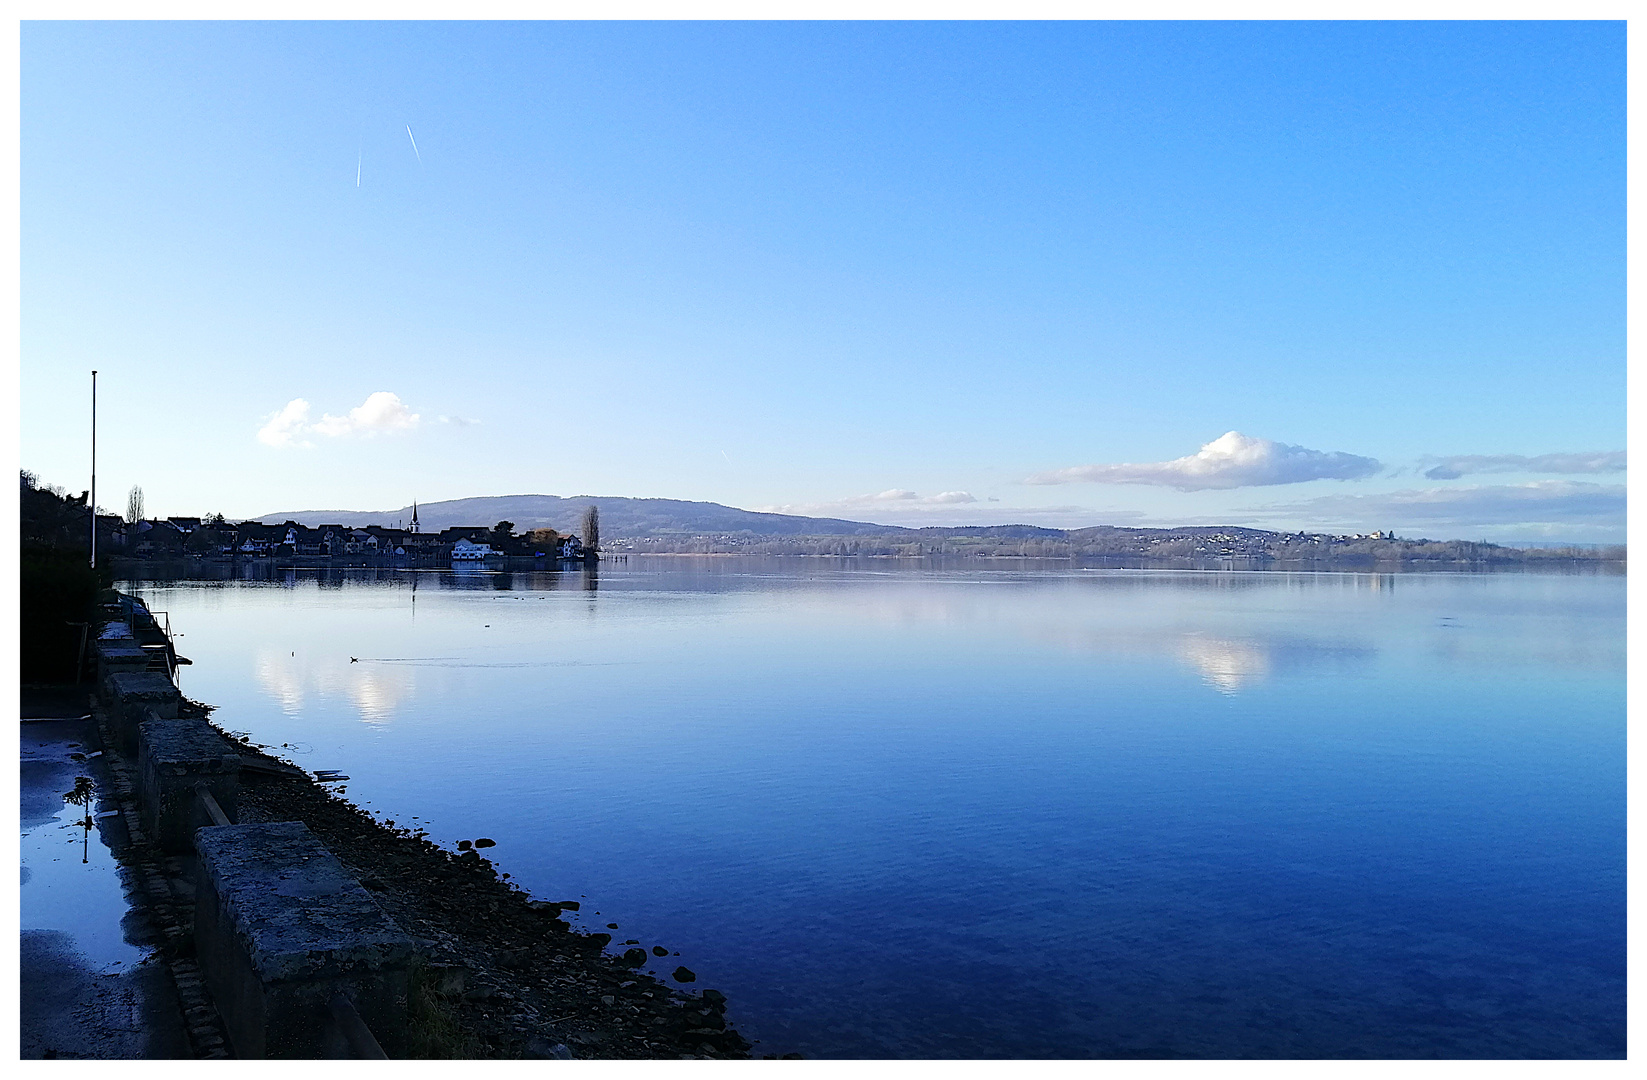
[20,749,150,974]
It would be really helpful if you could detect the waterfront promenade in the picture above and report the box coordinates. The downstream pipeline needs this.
[20,685,191,1058]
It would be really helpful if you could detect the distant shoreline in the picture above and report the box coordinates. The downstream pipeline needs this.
[111,550,1624,577]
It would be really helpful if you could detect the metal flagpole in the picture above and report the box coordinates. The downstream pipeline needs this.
[90,370,97,570]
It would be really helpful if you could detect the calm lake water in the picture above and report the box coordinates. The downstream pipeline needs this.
[121,559,1626,1058]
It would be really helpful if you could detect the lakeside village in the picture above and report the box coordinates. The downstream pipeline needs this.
[102,505,596,567]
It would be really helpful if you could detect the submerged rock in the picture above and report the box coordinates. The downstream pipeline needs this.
[673,967,696,983]
[524,1036,573,1059]
[474,838,496,848]
[652,946,669,957]
[426,962,468,996]
[217,723,755,1059]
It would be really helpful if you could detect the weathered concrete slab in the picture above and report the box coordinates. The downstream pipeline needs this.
[95,642,151,684]
[193,821,414,1058]
[138,719,240,853]
[102,672,180,755]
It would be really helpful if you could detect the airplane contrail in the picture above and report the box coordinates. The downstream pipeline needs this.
[356,151,361,187]
[406,125,421,163]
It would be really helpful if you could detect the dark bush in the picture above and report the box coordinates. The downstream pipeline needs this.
[20,472,111,682]
[21,544,107,682]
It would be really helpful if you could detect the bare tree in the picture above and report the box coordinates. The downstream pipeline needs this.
[126,485,145,525]
[580,504,600,555]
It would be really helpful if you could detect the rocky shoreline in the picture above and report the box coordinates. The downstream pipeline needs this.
[206,711,763,1059]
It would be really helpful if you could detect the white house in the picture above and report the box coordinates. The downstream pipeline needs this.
[451,538,499,561]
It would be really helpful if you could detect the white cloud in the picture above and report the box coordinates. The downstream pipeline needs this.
[1422,451,1625,480]
[1026,431,1382,491]
[257,398,313,448]
[257,392,420,448]
[311,392,420,437]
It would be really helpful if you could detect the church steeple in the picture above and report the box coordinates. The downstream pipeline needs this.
[410,501,420,534]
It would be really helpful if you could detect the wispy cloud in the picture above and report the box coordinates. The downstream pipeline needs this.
[1026,431,1381,491]
[258,392,420,448]
[1422,451,1626,480]
[752,493,1148,529]
[756,489,978,517]
[845,489,978,506]
[438,415,482,427]
[1252,480,1625,530]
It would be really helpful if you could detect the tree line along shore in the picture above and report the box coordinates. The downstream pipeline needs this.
[603,527,1624,564]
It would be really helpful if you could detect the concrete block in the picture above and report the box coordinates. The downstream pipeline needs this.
[193,822,415,1058]
[96,642,152,684]
[138,719,240,853]
[103,672,181,755]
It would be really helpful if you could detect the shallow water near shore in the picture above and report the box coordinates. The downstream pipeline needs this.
[121,559,1625,1058]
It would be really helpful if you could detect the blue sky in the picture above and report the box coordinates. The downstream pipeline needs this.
[21,21,1625,541]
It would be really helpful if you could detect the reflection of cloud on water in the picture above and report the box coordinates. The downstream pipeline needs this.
[1025,625,1376,696]
[252,647,414,725]
[779,579,1381,695]
[1174,634,1271,694]
[340,670,411,724]
[254,649,307,716]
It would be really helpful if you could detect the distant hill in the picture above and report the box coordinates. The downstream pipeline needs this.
[254,494,922,538]
[251,494,1622,565]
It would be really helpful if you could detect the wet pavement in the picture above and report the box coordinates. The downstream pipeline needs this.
[20,686,190,1059]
